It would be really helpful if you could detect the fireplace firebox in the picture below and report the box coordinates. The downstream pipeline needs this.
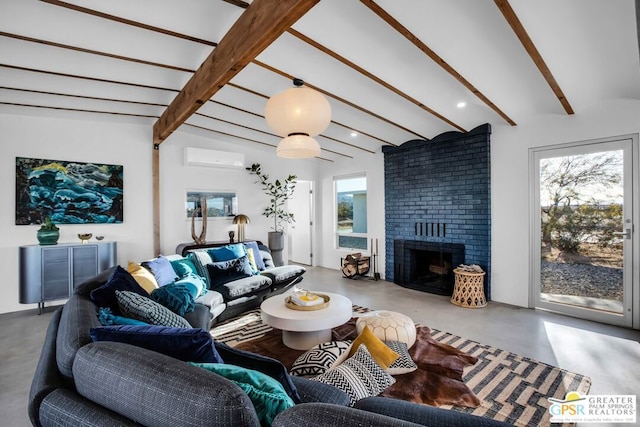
[393,240,465,296]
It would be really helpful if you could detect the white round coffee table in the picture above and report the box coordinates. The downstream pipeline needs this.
[260,291,353,350]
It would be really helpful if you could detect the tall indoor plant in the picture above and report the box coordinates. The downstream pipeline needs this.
[246,163,296,266]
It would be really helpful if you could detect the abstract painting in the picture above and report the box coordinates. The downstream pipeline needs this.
[16,157,123,225]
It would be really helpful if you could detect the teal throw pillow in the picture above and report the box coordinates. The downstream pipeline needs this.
[175,274,207,298]
[150,283,196,317]
[98,307,149,326]
[207,244,247,262]
[191,362,295,425]
[170,257,199,279]
[187,252,213,289]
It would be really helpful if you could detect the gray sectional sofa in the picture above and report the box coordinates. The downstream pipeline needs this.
[29,279,512,426]
[176,241,306,327]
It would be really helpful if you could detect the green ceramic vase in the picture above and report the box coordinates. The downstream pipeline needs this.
[37,229,60,245]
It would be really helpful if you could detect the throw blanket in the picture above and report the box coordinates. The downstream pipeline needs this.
[235,318,480,408]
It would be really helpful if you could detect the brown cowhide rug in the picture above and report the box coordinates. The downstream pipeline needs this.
[235,318,480,408]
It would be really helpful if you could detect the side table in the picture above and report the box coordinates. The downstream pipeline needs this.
[450,268,486,308]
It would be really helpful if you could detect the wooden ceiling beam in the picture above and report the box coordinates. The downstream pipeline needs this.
[288,28,466,133]
[361,0,517,126]
[494,0,574,115]
[152,0,319,145]
[40,0,216,46]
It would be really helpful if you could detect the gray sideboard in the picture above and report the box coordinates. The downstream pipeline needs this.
[19,242,117,313]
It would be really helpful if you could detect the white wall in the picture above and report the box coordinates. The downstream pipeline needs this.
[316,151,386,276]
[491,99,640,307]
[0,114,154,314]
[156,130,319,257]
[0,113,319,314]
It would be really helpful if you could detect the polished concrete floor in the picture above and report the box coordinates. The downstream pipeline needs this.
[2,266,639,427]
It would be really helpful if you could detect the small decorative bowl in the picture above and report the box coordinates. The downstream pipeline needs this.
[95,235,104,241]
[78,233,92,243]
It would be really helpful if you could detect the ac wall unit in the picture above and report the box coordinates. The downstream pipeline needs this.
[184,147,245,169]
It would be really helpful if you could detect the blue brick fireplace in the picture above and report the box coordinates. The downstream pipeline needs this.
[382,124,491,299]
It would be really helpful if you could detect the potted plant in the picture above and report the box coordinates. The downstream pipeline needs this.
[37,216,60,245]
[246,163,296,266]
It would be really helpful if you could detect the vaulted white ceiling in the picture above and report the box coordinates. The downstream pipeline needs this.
[1,0,639,162]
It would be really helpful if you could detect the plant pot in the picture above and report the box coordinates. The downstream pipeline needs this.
[268,231,285,266]
[37,229,59,245]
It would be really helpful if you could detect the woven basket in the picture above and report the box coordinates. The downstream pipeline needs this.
[450,269,487,308]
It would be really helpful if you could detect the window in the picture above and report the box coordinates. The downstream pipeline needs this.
[335,175,367,250]
[186,191,237,219]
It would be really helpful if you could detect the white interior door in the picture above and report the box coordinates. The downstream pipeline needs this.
[530,135,639,328]
[288,180,313,265]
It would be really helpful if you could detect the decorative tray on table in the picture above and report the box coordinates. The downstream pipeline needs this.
[285,291,330,311]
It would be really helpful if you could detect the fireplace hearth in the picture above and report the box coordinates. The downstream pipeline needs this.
[393,240,465,296]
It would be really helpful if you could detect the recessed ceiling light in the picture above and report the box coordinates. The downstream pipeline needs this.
[457,101,467,108]
[350,131,358,137]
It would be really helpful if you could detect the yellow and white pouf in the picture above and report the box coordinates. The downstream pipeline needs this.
[356,310,416,348]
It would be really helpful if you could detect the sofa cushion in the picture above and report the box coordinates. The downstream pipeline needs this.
[261,265,306,284]
[207,243,247,262]
[206,257,254,288]
[90,325,223,363]
[169,256,199,279]
[74,266,117,296]
[56,294,101,381]
[90,266,149,314]
[187,251,213,288]
[116,290,191,328]
[243,241,266,271]
[290,340,353,377]
[73,342,260,427]
[150,283,196,317]
[191,363,295,426]
[214,341,301,403]
[210,273,271,300]
[311,345,396,406]
[142,256,178,287]
[126,262,159,294]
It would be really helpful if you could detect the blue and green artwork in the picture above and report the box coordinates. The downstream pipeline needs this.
[15,157,123,225]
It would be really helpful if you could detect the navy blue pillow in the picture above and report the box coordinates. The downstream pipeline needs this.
[206,257,253,289]
[90,325,224,363]
[214,341,301,404]
[90,266,149,314]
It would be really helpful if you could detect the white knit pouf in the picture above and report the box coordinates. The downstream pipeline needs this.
[356,310,416,348]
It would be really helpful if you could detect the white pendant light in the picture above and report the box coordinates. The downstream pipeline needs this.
[265,78,331,158]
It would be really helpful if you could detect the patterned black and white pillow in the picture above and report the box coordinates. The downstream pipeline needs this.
[311,344,396,406]
[290,340,352,377]
[116,290,191,329]
[385,341,418,375]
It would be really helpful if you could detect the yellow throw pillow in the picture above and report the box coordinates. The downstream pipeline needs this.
[245,247,259,273]
[127,262,159,294]
[348,325,399,370]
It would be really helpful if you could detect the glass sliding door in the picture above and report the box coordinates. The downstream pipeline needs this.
[530,135,638,328]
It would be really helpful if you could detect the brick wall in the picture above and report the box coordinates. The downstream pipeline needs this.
[382,124,492,298]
